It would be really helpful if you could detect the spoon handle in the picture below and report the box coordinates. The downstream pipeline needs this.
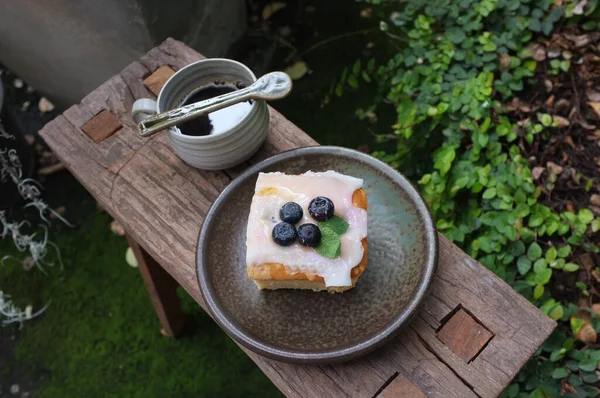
[138,87,255,137]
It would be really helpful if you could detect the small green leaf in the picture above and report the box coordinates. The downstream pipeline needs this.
[534,284,544,299]
[315,226,341,259]
[507,384,519,398]
[527,242,543,261]
[521,228,535,243]
[534,258,547,273]
[579,359,598,372]
[482,188,497,199]
[352,59,361,75]
[535,268,552,285]
[565,360,579,371]
[418,174,431,184]
[545,247,557,262]
[551,367,568,379]
[529,18,542,32]
[529,213,544,227]
[550,348,566,362]
[433,146,456,176]
[558,223,570,235]
[578,209,594,224]
[318,215,349,236]
[552,259,565,270]
[593,219,600,233]
[582,371,599,383]
[549,305,563,321]
[518,256,532,275]
[558,245,571,258]
[571,317,586,334]
[539,113,552,126]
[347,75,359,89]
[564,263,580,272]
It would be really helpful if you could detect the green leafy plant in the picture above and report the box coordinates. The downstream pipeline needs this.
[348,0,600,395]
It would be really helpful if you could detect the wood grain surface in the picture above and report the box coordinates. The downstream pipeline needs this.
[437,308,493,362]
[40,38,556,398]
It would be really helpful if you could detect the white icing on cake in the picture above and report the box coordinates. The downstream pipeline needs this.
[246,171,368,287]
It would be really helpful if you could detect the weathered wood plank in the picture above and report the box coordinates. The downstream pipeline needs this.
[143,65,175,96]
[39,38,556,398]
[377,374,427,398]
[80,110,122,143]
[439,310,491,359]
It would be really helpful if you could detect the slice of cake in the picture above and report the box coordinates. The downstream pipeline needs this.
[245,171,368,293]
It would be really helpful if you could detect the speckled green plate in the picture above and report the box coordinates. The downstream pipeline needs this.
[197,146,438,364]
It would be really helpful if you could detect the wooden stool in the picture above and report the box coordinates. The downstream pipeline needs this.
[40,38,555,398]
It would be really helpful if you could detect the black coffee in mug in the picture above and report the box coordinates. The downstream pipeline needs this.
[176,80,252,136]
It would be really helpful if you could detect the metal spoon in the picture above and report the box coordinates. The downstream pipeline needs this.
[138,71,292,137]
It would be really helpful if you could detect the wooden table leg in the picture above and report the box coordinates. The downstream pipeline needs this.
[125,234,186,337]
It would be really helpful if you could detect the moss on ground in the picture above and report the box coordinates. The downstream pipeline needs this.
[1,176,280,397]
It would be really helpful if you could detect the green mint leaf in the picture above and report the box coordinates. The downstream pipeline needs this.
[315,226,341,259]
[318,215,349,236]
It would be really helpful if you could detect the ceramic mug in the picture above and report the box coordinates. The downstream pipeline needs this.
[131,59,270,170]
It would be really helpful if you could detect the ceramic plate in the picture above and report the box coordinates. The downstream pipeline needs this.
[196,146,438,363]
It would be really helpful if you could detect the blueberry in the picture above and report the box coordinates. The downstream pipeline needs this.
[235,80,246,89]
[297,224,321,247]
[308,196,335,221]
[272,222,297,246]
[279,202,303,224]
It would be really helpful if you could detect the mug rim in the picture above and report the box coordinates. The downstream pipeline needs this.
[157,58,262,144]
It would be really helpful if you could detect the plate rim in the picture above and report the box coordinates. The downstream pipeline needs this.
[196,145,438,364]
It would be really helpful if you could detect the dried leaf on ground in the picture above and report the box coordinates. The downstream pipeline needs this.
[499,53,510,70]
[552,115,570,127]
[587,90,600,102]
[591,194,600,207]
[577,324,597,343]
[579,254,595,271]
[284,61,308,80]
[588,102,600,118]
[564,135,575,148]
[547,46,561,58]
[547,161,564,175]
[506,98,531,112]
[528,43,547,61]
[38,97,55,113]
[110,220,125,236]
[532,166,545,180]
[555,98,570,111]
[360,8,372,18]
[564,32,600,48]
[262,2,286,20]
